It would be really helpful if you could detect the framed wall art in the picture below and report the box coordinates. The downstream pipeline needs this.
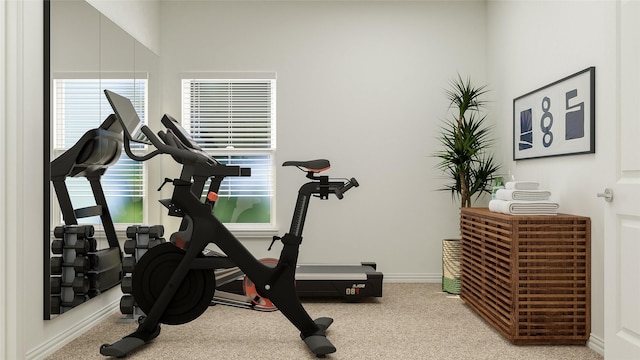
[513,67,595,160]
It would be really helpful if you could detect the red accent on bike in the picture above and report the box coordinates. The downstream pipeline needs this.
[207,192,219,202]
[174,237,187,250]
[243,258,280,311]
[306,166,330,173]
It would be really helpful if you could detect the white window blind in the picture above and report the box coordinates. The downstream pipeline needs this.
[182,77,275,225]
[182,79,275,150]
[53,78,147,224]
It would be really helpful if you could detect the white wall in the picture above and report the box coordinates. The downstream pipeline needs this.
[158,0,488,280]
[86,0,160,55]
[486,0,615,350]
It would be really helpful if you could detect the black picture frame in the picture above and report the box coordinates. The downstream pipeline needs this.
[513,67,595,160]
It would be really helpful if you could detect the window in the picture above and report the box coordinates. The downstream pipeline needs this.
[52,77,147,225]
[181,75,276,231]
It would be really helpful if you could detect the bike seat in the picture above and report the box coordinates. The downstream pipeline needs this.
[282,159,330,173]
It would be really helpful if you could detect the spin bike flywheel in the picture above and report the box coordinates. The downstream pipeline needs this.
[131,243,215,325]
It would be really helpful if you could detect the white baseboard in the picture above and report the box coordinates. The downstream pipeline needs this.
[26,299,120,360]
[383,273,441,283]
[588,333,604,356]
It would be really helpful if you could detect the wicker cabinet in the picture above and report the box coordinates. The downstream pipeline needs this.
[459,207,590,345]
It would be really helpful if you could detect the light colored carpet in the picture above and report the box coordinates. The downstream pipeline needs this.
[47,283,603,360]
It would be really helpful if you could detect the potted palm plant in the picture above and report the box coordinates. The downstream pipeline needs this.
[434,75,500,294]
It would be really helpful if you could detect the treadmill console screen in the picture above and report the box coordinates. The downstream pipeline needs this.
[103,89,151,145]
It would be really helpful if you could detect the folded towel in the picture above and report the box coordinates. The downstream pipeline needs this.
[489,199,559,215]
[495,189,551,201]
[505,181,539,190]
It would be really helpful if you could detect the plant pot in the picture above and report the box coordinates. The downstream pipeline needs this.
[442,238,461,294]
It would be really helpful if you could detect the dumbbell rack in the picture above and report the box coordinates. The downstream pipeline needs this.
[119,225,165,322]
[50,224,121,315]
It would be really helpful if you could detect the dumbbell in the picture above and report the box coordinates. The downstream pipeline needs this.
[73,256,90,272]
[50,296,61,314]
[72,275,90,293]
[51,277,62,294]
[50,257,63,275]
[126,225,139,239]
[121,276,133,294]
[51,237,97,255]
[149,225,164,239]
[124,239,137,255]
[51,239,64,254]
[53,225,94,239]
[122,256,136,273]
[53,226,65,239]
[127,225,165,239]
[120,295,136,314]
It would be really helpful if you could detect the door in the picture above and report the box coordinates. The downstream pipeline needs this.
[604,1,640,358]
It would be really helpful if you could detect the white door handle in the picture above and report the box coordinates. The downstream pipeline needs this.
[597,188,613,202]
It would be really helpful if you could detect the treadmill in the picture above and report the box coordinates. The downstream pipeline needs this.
[215,262,383,306]
[294,263,382,300]
[160,116,383,308]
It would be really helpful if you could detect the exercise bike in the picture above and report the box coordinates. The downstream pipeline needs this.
[157,114,378,310]
[99,90,358,357]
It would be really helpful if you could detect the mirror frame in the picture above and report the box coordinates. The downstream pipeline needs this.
[43,0,51,320]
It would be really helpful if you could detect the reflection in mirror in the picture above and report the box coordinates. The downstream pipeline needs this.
[45,0,158,319]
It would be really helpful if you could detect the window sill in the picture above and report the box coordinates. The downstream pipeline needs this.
[226,226,279,240]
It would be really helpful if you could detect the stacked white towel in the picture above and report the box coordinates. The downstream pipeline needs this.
[495,189,551,201]
[505,181,540,190]
[489,181,559,215]
[489,200,559,215]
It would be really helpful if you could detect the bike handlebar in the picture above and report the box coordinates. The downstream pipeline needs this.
[334,178,359,199]
[124,112,354,198]
[140,126,215,167]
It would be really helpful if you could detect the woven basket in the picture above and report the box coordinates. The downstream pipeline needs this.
[442,238,461,294]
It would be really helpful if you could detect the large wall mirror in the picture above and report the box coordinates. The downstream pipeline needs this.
[44,0,159,319]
